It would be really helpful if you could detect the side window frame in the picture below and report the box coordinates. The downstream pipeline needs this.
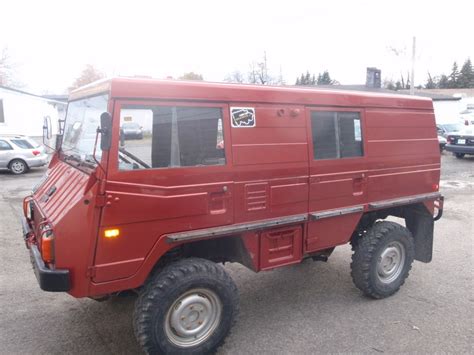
[108,100,233,179]
[307,107,366,162]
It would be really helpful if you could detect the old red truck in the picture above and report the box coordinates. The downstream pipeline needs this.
[21,78,443,354]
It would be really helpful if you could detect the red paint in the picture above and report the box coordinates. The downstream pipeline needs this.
[23,78,441,297]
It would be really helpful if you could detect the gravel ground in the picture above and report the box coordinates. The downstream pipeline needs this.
[0,152,472,354]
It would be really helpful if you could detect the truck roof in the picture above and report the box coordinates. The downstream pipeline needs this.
[69,77,433,110]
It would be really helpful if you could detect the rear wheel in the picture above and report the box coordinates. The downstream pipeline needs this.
[351,221,415,299]
[9,159,28,174]
[454,153,465,159]
[134,258,239,354]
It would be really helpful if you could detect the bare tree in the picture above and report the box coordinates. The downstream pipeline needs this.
[224,70,246,83]
[0,47,22,87]
[247,52,277,85]
[69,64,105,91]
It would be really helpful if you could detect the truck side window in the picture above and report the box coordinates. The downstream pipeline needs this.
[311,111,363,160]
[118,105,225,170]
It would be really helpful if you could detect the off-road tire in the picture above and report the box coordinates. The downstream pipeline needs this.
[454,153,465,159]
[351,221,415,299]
[133,258,239,354]
[9,159,28,174]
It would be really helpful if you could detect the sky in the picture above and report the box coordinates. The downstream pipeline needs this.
[1,0,473,94]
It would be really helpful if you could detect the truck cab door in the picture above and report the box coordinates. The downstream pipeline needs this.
[93,101,234,282]
[305,108,367,252]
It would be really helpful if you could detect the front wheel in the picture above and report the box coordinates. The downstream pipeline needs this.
[454,153,465,159]
[351,221,415,299]
[134,258,239,354]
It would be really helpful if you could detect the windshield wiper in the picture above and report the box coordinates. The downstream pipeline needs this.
[63,152,82,164]
[119,147,151,168]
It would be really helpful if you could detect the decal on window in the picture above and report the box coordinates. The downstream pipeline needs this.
[231,107,256,128]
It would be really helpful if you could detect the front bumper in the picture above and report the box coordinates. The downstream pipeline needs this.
[445,144,474,154]
[21,216,70,292]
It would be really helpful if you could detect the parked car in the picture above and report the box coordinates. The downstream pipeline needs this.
[460,113,474,127]
[437,123,463,138]
[438,135,447,152]
[121,122,143,140]
[445,127,474,158]
[0,135,48,174]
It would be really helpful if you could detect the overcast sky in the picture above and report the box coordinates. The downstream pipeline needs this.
[1,0,473,94]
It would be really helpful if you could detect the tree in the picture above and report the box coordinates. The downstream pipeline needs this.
[295,71,316,85]
[69,64,105,91]
[447,62,460,88]
[179,72,204,81]
[458,58,474,88]
[438,74,449,89]
[247,52,276,85]
[0,47,22,88]
[224,70,245,83]
[295,70,337,86]
[317,70,336,85]
[425,72,437,89]
[383,78,396,90]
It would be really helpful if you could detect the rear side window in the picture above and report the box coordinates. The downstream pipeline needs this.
[0,140,13,150]
[118,105,225,170]
[11,139,35,149]
[311,111,363,160]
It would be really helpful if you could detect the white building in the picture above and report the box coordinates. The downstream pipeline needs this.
[0,85,66,143]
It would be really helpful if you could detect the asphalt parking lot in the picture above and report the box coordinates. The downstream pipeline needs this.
[0,153,472,354]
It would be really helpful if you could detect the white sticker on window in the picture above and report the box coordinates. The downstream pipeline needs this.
[231,107,256,128]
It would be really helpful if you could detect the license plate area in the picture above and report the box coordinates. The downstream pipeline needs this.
[457,139,466,145]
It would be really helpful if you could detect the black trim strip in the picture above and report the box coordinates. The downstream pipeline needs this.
[166,214,308,243]
[310,205,364,220]
[369,192,442,209]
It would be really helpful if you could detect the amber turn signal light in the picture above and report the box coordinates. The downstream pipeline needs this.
[104,228,120,238]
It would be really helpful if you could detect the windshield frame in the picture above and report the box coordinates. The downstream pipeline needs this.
[59,93,110,172]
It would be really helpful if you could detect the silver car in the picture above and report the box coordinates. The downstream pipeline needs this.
[0,135,49,174]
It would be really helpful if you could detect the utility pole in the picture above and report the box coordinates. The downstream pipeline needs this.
[410,36,416,95]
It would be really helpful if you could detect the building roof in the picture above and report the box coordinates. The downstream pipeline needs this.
[42,94,68,102]
[397,89,462,101]
[0,85,67,105]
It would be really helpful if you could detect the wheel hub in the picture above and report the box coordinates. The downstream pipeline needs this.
[376,241,406,283]
[165,288,222,348]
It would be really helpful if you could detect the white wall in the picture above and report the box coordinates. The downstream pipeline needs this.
[432,100,465,123]
[0,88,65,138]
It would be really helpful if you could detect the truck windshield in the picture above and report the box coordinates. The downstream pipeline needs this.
[61,95,109,166]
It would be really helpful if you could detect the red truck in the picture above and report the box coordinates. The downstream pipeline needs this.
[21,78,443,354]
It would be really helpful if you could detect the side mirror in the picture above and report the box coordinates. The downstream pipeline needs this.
[43,116,52,142]
[100,112,112,151]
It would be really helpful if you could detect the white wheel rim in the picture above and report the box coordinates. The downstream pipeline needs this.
[11,161,25,173]
[376,241,406,284]
[164,288,222,348]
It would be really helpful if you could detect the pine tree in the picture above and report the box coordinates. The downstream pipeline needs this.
[447,62,460,88]
[458,58,474,88]
[438,74,449,89]
[317,70,334,85]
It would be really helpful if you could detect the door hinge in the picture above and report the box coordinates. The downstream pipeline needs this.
[95,194,107,207]
[86,266,97,278]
